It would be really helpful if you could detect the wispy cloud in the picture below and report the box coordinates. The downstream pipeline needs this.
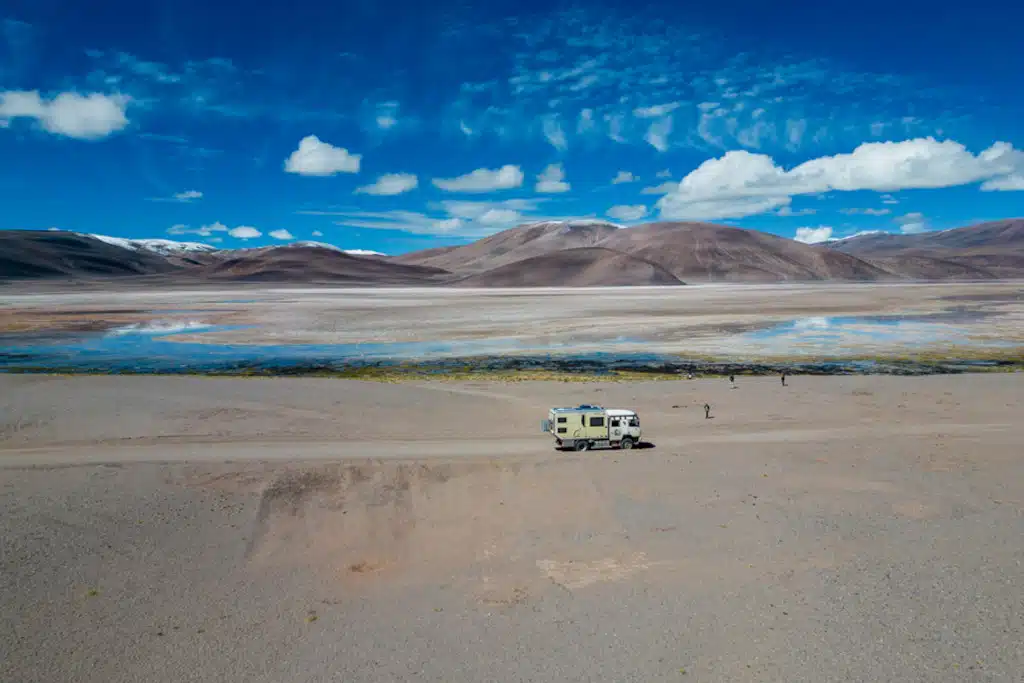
[612,171,636,184]
[542,116,568,151]
[644,116,673,152]
[840,207,891,216]
[776,206,816,216]
[895,212,927,234]
[147,189,203,203]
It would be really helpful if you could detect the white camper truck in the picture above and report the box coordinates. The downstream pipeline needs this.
[541,404,642,451]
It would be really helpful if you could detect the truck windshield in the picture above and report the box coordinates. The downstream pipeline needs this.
[629,417,639,427]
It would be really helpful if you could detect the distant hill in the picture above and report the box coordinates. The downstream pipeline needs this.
[452,247,683,287]
[197,245,449,284]
[392,220,623,273]
[0,230,179,280]
[595,222,892,282]
[828,219,1024,279]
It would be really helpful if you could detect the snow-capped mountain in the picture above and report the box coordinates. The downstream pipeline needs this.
[86,233,220,256]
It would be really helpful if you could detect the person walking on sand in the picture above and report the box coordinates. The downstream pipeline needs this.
[781,372,787,387]
[729,374,736,389]
[704,403,711,419]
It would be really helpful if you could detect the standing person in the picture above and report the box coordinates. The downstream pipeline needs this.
[704,403,711,419]
[729,374,736,389]
[781,372,787,387]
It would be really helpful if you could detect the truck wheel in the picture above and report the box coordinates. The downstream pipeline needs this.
[575,440,590,452]
[620,437,634,450]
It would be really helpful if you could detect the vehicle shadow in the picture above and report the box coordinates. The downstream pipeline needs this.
[635,441,656,450]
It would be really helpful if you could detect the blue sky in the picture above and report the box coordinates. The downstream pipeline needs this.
[2,0,1023,253]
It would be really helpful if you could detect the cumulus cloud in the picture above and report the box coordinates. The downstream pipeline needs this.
[612,171,635,184]
[794,226,834,244]
[644,116,673,152]
[355,173,418,196]
[658,137,1024,220]
[981,174,1024,191]
[606,205,648,222]
[229,226,261,239]
[535,164,570,193]
[283,135,361,176]
[311,230,324,237]
[432,164,523,192]
[269,229,294,240]
[0,90,129,139]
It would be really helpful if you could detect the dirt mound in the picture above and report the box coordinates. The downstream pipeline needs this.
[597,222,891,282]
[198,246,449,284]
[392,220,621,274]
[452,247,683,287]
[0,230,180,281]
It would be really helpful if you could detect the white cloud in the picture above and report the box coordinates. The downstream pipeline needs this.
[641,181,679,195]
[777,206,816,216]
[375,102,399,130]
[283,135,361,176]
[606,204,648,222]
[840,208,891,216]
[612,171,635,184]
[536,163,570,193]
[229,226,261,239]
[895,212,927,234]
[542,116,568,151]
[0,90,129,139]
[794,226,833,244]
[981,174,1024,191]
[881,194,900,204]
[432,164,523,192]
[174,190,203,202]
[355,173,418,196]
[319,198,546,238]
[269,229,294,240]
[634,102,680,118]
[312,230,323,237]
[459,121,474,137]
[658,137,1024,220]
[656,169,672,179]
[577,108,596,135]
[167,221,230,237]
[644,116,673,152]
[606,113,626,143]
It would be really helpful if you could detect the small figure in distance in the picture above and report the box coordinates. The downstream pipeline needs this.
[729,374,737,389]
[781,372,787,387]
[704,403,711,419]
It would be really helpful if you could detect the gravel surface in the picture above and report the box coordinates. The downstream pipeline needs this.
[2,373,1023,682]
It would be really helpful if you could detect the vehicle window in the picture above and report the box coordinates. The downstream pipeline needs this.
[610,419,620,427]
[589,417,604,427]
[556,417,566,423]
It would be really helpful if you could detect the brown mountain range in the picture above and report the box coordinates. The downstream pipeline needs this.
[2,218,1023,286]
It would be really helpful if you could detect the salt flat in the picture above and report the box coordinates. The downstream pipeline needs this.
[2,372,1023,682]
[3,281,1024,360]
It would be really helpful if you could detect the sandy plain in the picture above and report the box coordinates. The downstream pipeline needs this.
[2,371,1023,682]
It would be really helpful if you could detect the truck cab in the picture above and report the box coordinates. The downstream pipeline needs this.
[542,405,642,451]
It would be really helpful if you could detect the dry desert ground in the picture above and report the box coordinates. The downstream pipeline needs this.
[2,372,1023,682]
